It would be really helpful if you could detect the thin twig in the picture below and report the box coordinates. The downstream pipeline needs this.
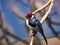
[29,36,35,45]
[29,30,37,45]
[32,0,51,15]
[40,0,54,23]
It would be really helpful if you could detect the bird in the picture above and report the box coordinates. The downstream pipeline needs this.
[25,13,48,45]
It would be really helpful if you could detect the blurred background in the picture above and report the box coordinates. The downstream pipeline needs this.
[0,0,60,45]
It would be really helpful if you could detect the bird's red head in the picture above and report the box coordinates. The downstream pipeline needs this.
[26,13,33,19]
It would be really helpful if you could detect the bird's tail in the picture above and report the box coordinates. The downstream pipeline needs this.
[41,32,48,45]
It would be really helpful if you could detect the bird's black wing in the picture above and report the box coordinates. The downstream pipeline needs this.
[36,19,48,44]
[29,18,37,27]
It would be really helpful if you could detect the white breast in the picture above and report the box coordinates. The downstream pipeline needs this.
[26,19,38,31]
[26,19,33,29]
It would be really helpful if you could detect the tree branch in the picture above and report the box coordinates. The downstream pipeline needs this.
[40,0,54,23]
[32,0,51,15]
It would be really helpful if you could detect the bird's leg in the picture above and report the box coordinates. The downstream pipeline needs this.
[32,30,37,36]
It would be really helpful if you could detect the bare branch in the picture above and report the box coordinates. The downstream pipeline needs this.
[40,0,54,23]
[29,36,35,45]
[32,0,51,15]
[29,30,37,45]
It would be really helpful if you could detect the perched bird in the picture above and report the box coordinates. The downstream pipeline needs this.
[25,13,48,44]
